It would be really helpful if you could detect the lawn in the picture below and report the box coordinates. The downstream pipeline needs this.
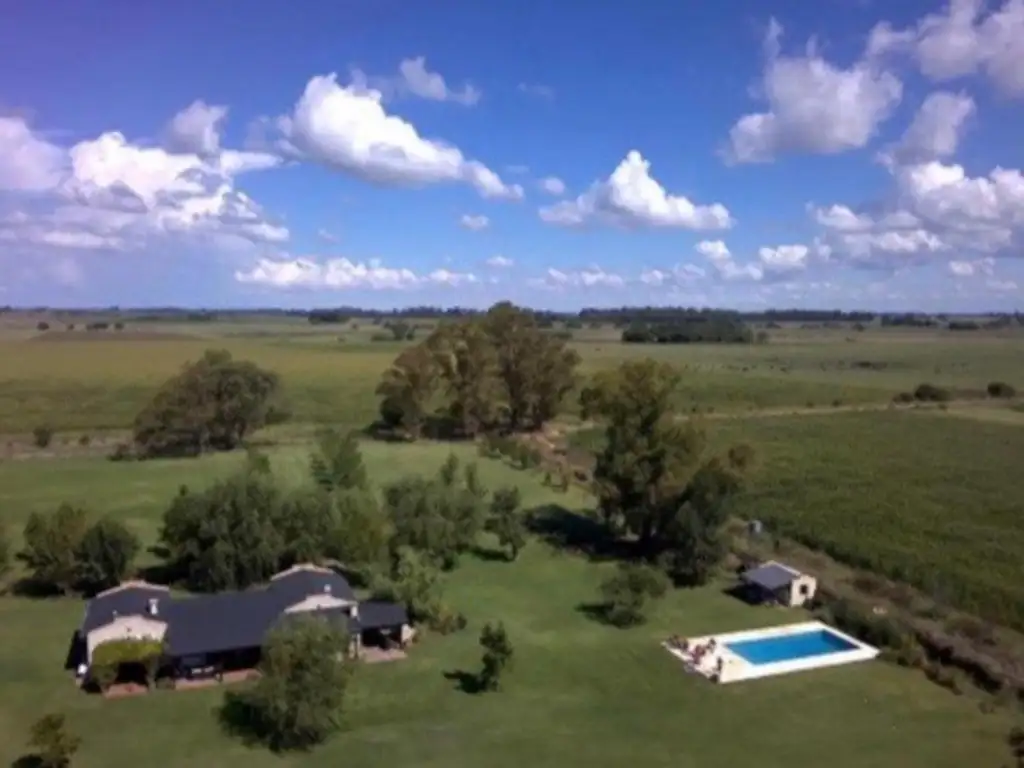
[2,323,1023,433]
[0,442,1016,767]
[572,409,1024,631]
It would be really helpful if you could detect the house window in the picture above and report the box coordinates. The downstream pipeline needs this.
[799,584,810,596]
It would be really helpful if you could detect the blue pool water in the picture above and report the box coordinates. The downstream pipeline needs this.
[726,629,858,665]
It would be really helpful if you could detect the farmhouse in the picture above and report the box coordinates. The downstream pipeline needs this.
[73,563,411,686]
[740,560,818,608]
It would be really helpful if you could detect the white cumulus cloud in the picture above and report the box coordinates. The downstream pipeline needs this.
[277,74,521,200]
[880,91,975,166]
[0,115,287,261]
[165,100,229,155]
[725,18,903,163]
[486,255,513,268]
[539,151,731,230]
[868,0,1024,98]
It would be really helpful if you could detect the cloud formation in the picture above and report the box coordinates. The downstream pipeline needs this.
[725,19,903,163]
[539,151,732,230]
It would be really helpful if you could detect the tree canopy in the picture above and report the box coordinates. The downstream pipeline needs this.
[583,359,753,585]
[376,302,579,439]
[222,615,354,752]
[16,504,139,596]
[133,349,282,459]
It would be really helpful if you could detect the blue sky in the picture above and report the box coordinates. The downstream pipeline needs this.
[1,0,1022,310]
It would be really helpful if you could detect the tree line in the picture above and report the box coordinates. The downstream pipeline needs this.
[621,315,754,344]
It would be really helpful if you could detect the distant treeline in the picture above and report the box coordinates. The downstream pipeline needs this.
[3,305,1021,329]
[621,313,754,344]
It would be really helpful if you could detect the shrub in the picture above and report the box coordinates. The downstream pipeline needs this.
[36,321,50,331]
[26,713,81,767]
[913,382,952,402]
[91,638,163,689]
[598,563,670,627]
[987,381,1016,398]
[32,425,54,449]
[77,434,91,447]
[893,391,915,404]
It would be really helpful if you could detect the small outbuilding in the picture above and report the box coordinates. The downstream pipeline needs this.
[740,560,817,608]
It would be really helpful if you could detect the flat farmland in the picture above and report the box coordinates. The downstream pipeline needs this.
[0,442,1015,768]
[2,322,1023,433]
[573,409,1024,630]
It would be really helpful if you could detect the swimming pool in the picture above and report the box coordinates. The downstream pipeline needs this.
[726,628,858,665]
[663,621,879,684]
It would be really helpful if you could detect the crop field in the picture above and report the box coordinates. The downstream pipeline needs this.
[1,318,1023,434]
[572,409,1024,631]
[0,442,1016,768]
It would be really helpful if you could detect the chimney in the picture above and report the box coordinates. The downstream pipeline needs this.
[147,598,159,616]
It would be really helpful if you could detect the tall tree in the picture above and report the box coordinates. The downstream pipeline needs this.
[74,518,140,595]
[326,490,392,577]
[382,456,487,569]
[159,468,285,591]
[19,504,89,594]
[375,343,437,439]
[429,321,497,437]
[487,486,526,561]
[223,616,354,752]
[309,428,368,492]
[584,359,753,584]
[373,546,444,623]
[133,349,281,458]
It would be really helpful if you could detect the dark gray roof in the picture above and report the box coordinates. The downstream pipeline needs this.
[80,567,406,658]
[359,600,410,629]
[741,562,799,591]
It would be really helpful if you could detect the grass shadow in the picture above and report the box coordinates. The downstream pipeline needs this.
[575,601,616,626]
[722,583,765,607]
[218,690,271,750]
[442,669,483,695]
[468,545,510,564]
[524,504,630,562]
[8,577,63,599]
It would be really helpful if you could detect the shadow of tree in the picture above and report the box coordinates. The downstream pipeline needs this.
[7,577,62,599]
[218,691,270,750]
[442,669,483,695]
[10,755,43,768]
[524,504,631,562]
[468,545,510,564]
[574,601,616,626]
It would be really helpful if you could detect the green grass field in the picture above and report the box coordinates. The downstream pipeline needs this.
[571,409,1024,631]
[0,442,1016,768]
[1,321,1023,433]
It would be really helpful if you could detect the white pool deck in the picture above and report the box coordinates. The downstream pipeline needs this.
[662,620,879,684]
